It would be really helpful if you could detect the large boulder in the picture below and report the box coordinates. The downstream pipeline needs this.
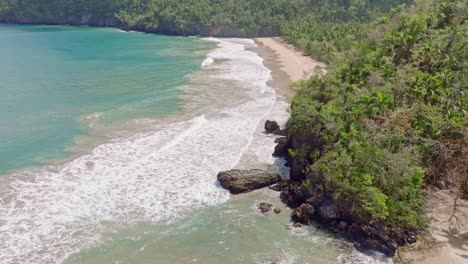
[217,169,281,194]
[265,120,287,136]
[265,120,280,133]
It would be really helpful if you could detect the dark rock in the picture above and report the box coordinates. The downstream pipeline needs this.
[385,239,398,252]
[258,202,273,213]
[289,158,306,181]
[292,222,303,228]
[348,223,364,241]
[273,137,288,157]
[274,137,286,144]
[317,202,339,222]
[269,180,292,192]
[217,169,281,194]
[305,194,325,208]
[405,233,417,244]
[337,221,348,230]
[291,203,315,224]
[265,120,280,133]
[273,129,287,136]
[274,208,282,214]
[280,183,313,208]
[369,226,380,237]
[346,223,399,257]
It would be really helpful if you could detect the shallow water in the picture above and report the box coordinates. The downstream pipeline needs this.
[66,190,344,264]
[0,25,391,264]
[0,25,211,174]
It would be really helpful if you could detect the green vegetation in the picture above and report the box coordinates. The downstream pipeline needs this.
[0,0,309,36]
[286,0,467,229]
[0,0,409,37]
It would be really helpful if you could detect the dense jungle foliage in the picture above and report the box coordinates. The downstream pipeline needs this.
[0,0,410,36]
[286,0,467,229]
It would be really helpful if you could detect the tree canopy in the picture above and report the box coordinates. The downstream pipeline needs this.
[285,0,467,228]
[0,0,410,36]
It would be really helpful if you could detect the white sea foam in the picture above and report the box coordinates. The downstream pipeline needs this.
[201,57,214,67]
[339,250,393,264]
[0,38,276,263]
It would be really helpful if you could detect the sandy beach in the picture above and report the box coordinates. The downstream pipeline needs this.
[255,37,326,98]
[397,189,468,264]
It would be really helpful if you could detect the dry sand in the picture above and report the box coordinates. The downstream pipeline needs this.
[255,37,326,83]
[397,189,468,264]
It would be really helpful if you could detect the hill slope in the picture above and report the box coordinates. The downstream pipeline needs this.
[0,0,409,37]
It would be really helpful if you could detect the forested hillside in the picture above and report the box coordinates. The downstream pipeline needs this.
[0,0,409,37]
[281,0,467,252]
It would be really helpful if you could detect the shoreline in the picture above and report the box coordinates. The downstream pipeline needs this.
[0,33,280,263]
[255,37,326,96]
[252,37,468,264]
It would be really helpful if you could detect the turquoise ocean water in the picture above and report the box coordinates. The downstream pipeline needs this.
[0,24,211,174]
[0,25,388,264]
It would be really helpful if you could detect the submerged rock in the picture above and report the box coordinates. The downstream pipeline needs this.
[85,161,95,169]
[274,208,282,214]
[217,169,281,194]
[258,202,273,213]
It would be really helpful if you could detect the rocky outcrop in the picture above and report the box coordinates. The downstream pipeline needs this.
[316,202,339,222]
[265,114,411,256]
[265,120,280,133]
[264,120,287,136]
[217,169,281,194]
[273,137,288,157]
[278,178,416,257]
[258,202,273,213]
[291,203,315,223]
